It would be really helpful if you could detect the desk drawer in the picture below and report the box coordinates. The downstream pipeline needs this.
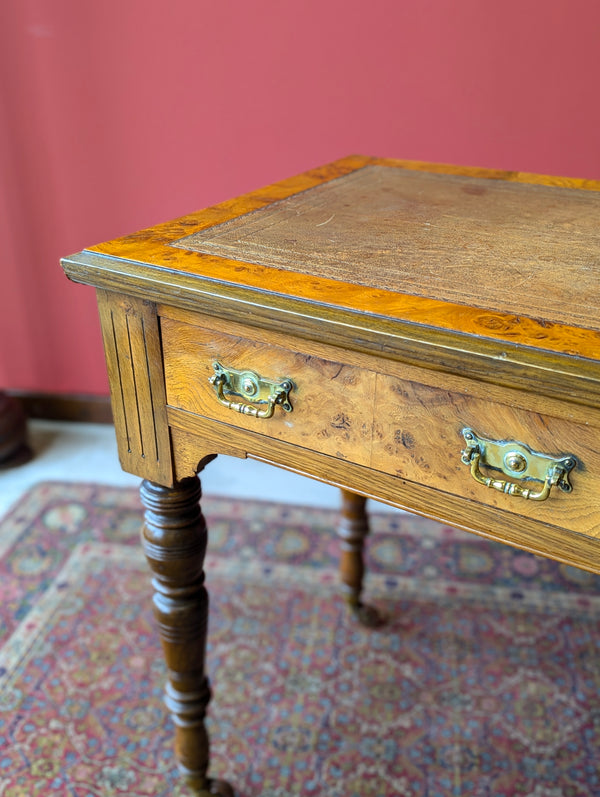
[161,316,375,466]
[371,377,600,535]
[161,316,600,537]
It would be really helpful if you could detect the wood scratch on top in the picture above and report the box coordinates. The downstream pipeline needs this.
[316,214,336,227]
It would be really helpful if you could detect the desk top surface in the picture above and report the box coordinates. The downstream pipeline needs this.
[173,163,600,333]
[63,156,600,382]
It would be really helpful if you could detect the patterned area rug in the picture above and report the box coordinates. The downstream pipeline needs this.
[0,482,599,797]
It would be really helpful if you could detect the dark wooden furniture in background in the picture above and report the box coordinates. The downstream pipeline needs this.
[62,155,600,796]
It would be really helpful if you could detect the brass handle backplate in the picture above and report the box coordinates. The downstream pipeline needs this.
[209,361,293,419]
[461,428,577,502]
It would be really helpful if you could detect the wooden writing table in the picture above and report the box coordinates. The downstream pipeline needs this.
[62,156,600,795]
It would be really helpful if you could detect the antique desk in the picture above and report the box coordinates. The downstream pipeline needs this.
[62,156,600,795]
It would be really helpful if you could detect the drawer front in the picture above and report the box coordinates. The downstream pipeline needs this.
[372,377,600,535]
[161,316,600,537]
[161,317,375,466]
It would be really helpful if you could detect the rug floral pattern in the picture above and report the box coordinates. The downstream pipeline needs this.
[0,482,599,796]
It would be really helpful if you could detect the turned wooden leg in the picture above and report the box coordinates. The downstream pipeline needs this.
[140,477,233,797]
[337,489,381,627]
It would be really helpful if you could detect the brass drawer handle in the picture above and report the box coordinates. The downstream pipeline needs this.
[209,361,293,419]
[461,428,577,502]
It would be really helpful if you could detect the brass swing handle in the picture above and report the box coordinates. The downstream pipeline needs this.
[461,428,577,502]
[209,361,293,419]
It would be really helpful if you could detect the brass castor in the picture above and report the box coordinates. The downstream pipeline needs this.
[186,777,235,797]
[349,599,384,628]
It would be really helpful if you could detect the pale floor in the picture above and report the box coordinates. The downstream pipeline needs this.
[0,420,397,519]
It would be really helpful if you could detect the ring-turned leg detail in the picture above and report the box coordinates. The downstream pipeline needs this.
[337,490,382,627]
[140,477,234,797]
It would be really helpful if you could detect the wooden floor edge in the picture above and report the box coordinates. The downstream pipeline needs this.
[7,391,113,424]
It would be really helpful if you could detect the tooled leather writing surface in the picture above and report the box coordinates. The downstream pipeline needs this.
[173,164,600,330]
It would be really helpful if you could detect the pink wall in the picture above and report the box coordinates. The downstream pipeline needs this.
[2,0,600,395]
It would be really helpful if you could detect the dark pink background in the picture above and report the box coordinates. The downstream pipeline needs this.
[2,0,599,394]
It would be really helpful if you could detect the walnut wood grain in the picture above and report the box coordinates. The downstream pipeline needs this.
[158,304,600,429]
[63,249,600,409]
[167,416,600,575]
[161,316,374,466]
[97,290,173,485]
[372,373,600,536]
[161,314,600,537]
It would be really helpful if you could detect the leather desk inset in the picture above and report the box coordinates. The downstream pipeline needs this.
[62,155,600,795]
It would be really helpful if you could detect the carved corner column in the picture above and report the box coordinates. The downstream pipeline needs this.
[337,489,381,627]
[140,476,233,797]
